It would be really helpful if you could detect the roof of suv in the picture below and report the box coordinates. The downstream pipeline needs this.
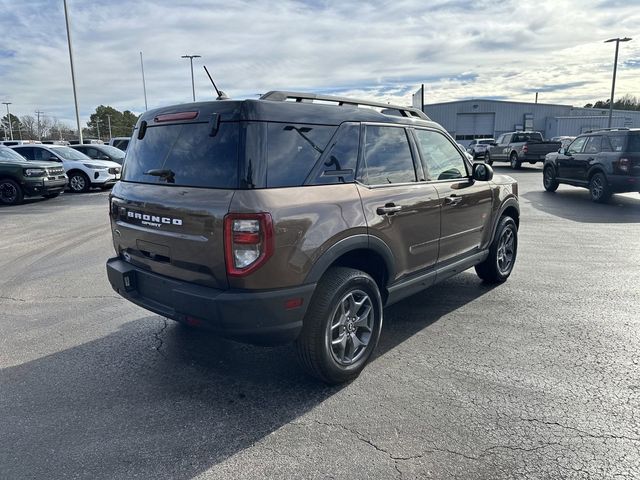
[136,91,437,129]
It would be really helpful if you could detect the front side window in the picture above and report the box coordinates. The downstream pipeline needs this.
[567,136,587,155]
[14,147,34,159]
[414,129,468,181]
[33,148,58,161]
[359,126,416,185]
[583,136,602,154]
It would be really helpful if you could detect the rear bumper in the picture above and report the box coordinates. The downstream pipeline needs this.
[521,153,548,162]
[607,174,640,193]
[106,257,315,345]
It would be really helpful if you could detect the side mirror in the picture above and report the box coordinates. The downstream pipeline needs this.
[472,162,494,182]
[558,148,565,155]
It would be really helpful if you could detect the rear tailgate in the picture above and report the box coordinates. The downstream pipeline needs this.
[111,116,240,290]
[526,141,561,158]
[110,183,233,289]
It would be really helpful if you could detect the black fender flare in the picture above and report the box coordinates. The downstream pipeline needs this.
[489,197,520,244]
[304,234,396,284]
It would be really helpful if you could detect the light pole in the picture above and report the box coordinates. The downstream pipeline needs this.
[35,110,44,141]
[181,54,201,101]
[604,37,632,128]
[106,114,112,139]
[2,102,13,140]
[140,51,148,111]
[63,0,83,143]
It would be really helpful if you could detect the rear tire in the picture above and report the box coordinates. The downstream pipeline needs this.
[543,166,559,192]
[509,153,521,170]
[485,152,493,166]
[295,267,383,384]
[589,172,611,203]
[68,172,90,193]
[0,179,23,205]
[475,216,518,283]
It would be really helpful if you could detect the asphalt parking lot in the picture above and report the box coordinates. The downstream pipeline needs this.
[1,166,639,479]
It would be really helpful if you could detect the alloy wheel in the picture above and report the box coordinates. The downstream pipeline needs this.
[327,289,374,366]
[70,175,86,192]
[0,181,18,204]
[496,227,515,275]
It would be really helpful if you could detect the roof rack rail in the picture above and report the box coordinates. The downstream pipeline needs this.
[259,91,430,120]
[585,127,630,133]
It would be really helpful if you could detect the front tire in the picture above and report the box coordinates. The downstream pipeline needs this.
[295,267,383,384]
[475,216,518,283]
[0,179,23,205]
[510,153,521,170]
[68,172,90,193]
[589,172,611,203]
[543,166,559,192]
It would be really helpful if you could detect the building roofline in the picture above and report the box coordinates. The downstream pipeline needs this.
[424,98,573,108]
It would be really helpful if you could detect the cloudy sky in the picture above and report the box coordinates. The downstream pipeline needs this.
[0,0,639,128]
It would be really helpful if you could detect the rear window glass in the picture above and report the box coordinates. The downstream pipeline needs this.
[122,122,239,188]
[267,123,336,187]
[626,134,640,152]
[512,132,543,143]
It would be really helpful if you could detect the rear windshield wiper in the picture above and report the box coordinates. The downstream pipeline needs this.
[144,169,175,183]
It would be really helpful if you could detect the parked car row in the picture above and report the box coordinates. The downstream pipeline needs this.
[0,142,125,205]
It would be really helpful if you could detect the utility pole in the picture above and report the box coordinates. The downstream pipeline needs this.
[35,110,44,140]
[96,118,100,141]
[604,37,632,128]
[106,114,112,139]
[181,54,201,101]
[535,92,539,104]
[63,0,83,143]
[140,51,148,111]
[2,102,13,140]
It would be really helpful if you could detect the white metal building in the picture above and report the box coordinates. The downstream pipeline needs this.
[422,99,640,145]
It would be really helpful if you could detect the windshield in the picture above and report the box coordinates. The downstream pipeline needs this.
[0,146,27,162]
[99,145,126,159]
[51,146,91,161]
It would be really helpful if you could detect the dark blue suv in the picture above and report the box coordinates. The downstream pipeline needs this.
[543,128,640,202]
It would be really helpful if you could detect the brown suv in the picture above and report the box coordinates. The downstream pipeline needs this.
[106,91,520,384]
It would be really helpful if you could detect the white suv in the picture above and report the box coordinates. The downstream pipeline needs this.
[12,144,121,193]
[467,138,495,159]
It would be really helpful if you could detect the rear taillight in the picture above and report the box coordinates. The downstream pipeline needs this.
[224,213,274,277]
[619,158,630,173]
[522,145,528,154]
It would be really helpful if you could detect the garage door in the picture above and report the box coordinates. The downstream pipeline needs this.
[456,113,495,139]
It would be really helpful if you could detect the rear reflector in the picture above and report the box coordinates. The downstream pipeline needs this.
[285,298,304,310]
[154,111,199,123]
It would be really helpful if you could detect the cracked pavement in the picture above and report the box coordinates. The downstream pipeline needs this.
[1,168,639,479]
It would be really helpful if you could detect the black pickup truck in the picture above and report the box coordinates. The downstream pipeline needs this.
[486,131,561,169]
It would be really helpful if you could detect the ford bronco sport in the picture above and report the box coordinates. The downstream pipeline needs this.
[106,91,520,384]
[543,128,640,203]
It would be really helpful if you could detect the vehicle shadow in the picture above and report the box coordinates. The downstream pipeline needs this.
[522,188,640,223]
[0,272,495,479]
[492,165,542,174]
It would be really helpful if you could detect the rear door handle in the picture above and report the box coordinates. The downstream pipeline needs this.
[376,203,403,215]
[444,195,463,206]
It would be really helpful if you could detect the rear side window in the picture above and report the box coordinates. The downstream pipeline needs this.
[627,134,640,152]
[359,126,416,185]
[123,122,239,188]
[267,123,336,187]
[308,123,359,185]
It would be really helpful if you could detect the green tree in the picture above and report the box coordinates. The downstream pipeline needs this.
[85,105,139,141]
[1,113,23,140]
[584,94,640,111]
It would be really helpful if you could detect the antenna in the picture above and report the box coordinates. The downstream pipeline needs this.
[203,65,229,100]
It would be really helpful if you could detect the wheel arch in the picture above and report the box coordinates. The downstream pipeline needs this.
[489,198,520,244]
[304,235,395,298]
[587,165,606,182]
